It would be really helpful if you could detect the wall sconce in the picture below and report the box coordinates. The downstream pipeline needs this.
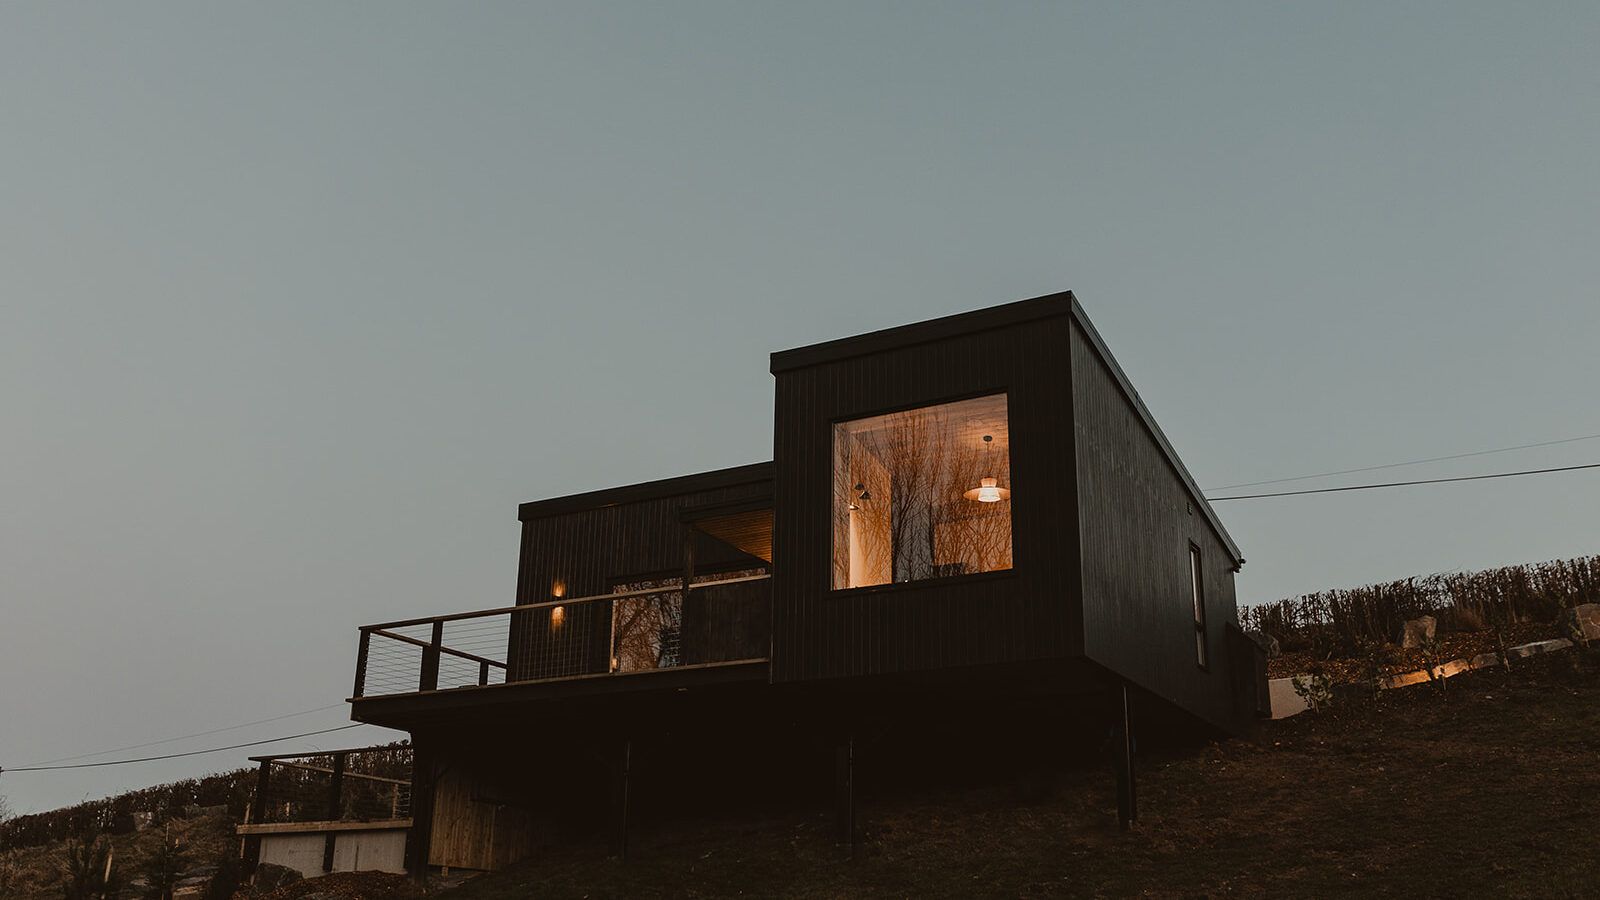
[551,605,565,627]
[848,482,865,511]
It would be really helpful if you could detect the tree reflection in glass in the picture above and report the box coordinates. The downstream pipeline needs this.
[832,394,1012,589]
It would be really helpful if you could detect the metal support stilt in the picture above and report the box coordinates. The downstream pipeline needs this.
[614,740,632,859]
[835,733,856,853]
[1115,682,1137,829]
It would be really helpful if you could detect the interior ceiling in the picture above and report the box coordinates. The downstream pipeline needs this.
[689,508,773,563]
[840,393,1010,457]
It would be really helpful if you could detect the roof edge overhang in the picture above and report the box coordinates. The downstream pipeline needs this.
[769,291,1076,374]
[518,461,774,522]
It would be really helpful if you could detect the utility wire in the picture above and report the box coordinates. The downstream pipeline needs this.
[1206,431,1600,491]
[0,724,368,774]
[1207,461,1600,502]
[23,704,348,767]
[9,455,1594,771]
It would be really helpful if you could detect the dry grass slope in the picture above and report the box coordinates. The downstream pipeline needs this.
[442,652,1600,900]
[1,814,236,900]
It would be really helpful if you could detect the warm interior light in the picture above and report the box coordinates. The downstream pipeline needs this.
[551,605,565,626]
[964,476,1011,503]
[963,434,1010,503]
[551,581,565,598]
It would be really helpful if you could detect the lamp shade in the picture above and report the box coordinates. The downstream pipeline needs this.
[964,476,1011,503]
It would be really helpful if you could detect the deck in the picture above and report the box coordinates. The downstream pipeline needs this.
[348,574,771,729]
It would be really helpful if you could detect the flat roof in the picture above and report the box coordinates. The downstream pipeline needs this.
[518,461,773,521]
[769,291,1075,374]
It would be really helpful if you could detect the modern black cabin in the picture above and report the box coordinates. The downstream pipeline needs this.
[343,291,1263,875]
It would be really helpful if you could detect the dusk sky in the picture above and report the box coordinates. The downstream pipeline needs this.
[4,3,1598,815]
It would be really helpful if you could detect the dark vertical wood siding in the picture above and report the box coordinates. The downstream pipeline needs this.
[1071,320,1245,733]
[681,578,770,665]
[771,313,1080,682]
[516,486,767,606]
[508,472,772,679]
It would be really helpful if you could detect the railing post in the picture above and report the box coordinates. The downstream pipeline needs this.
[404,742,436,883]
[323,753,346,871]
[353,630,371,698]
[419,620,442,692]
[244,759,271,874]
[255,760,273,824]
[478,660,491,686]
[605,597,617,675]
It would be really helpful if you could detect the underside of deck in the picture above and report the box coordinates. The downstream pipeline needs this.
[349,657,772,732]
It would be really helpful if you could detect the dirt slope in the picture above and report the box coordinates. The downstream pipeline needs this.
[441,652,1600,900]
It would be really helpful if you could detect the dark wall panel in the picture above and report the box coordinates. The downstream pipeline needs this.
[771,312,1080,682]
[1071,320,1246,733]
[509,474,772,680]
[516,481,770,606]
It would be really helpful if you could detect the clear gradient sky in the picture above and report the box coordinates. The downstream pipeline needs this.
[4,3,1598,815]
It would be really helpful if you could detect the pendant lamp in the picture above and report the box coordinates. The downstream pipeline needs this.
[963,435,1011,503]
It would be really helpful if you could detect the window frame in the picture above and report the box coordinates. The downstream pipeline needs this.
[827,390,1015,593]
[1190,542,1209,670]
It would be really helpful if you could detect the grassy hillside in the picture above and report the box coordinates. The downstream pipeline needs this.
[5,650,1592,899]
[0,813,237,900]
[441,652,1600,900]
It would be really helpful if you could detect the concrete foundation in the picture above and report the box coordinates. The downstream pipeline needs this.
[249,822,411,879]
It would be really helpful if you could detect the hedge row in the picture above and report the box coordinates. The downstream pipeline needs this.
[1241,553,1600,650]
[1,770,254,851]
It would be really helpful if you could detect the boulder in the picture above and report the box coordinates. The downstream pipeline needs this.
[1559,603,1600,642]
[1246,630,1281,658]
[1398,616,1437,649]
[1507,638,1573,659]
[252,863,302,894]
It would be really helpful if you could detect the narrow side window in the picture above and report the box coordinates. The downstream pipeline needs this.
[1191,544,1208,669]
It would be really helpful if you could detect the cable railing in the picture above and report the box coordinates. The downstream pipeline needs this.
[248,745,413,826]
[353,573,771,699]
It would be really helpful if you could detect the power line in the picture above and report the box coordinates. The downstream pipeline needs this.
[24,704,348,767]
[1206,431,1600,491]
[0,725,369,774]
[1207,461,1600,502]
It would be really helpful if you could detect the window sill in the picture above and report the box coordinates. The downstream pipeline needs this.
[829,567,1018,598]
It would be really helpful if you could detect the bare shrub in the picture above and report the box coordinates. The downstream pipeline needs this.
[1437,603,1485,633]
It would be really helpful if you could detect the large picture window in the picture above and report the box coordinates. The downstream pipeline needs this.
[832,394,1012,589]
